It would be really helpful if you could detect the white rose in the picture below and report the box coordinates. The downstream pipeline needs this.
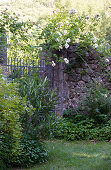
[56,38,59,42]
[39,47,42,51]
[65,43,69,49]
[105,58,109,62]
[93,36,97,43]
[104,94,107,97]
[69,8,77,15]
[94,44,98,48]
[66,38,71,43]
[59,45,62,50]
[64,58,69,64]
[59,22,64,27]
[57,32,62,37]
[64,30,67,35]
[66,21,69,24]
[52,61,56,67]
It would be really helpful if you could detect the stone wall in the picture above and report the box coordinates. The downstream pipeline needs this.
[53,44,111,114]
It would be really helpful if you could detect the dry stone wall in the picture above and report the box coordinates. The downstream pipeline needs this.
[53,44,111,114]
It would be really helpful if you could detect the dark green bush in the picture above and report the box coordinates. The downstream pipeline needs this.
[82,85,111,125]
[89,126,111,141]
[54,118,111,141]
[54,118,93,140]
[53,104,111,141]
[63,108,87,123]
[9,134,48,168]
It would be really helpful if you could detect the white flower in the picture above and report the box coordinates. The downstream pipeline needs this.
[59,22,64,26]
[52,61,56,67]
[58,22,64,27]
[64,30,67,35]
[65,43,69,49]
[66,21,69,24]
[59,45,62,50]
[105,58,109,62]
[69,8,77,15]
[57,32,62,37]
[39,47,42,51]
[99,79,102,82]
[93,36,97,43]
[56,38,59,42]
[104,94,107,97]
[94,43,98,48]
[66,38,71,43]
[64,58,69,64]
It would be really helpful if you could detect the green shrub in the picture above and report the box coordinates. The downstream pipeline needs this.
[63,108,87,123]
[0,72,49,169]
[54,118,111,141]
[53,106,111,141]
[19,76,57,138]
[9,134,48,168]
[82,85,111,125]
[0,72,22,168]
[54,119,94,140]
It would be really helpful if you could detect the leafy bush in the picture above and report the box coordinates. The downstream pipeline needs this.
[54,118,93,140]
[54,118,111,141]
[9,134,48,168]
[63,108,86,123]
[53,102,111,141]
[0,72,22,168]
[82,85,111,125]
[89,126,111,141]
[0,72,49,169]
[19,75,57,138]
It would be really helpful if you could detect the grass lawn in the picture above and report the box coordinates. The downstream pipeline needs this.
[23,140,111,170]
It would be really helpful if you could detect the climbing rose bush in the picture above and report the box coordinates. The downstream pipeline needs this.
[40,4,101,63]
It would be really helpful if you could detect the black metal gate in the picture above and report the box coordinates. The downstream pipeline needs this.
[5,57,54,89]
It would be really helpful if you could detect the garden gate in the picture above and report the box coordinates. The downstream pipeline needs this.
[4,57,54,89]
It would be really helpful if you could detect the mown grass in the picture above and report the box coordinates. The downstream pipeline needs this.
[22,140,111,170]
